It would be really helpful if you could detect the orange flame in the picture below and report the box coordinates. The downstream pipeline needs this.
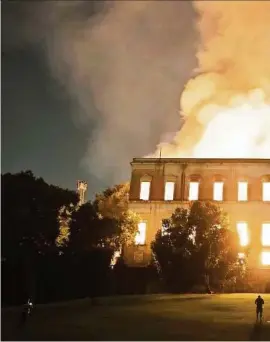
[151,1,270,158]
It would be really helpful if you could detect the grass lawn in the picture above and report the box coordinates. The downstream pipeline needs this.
[2,293,270,341]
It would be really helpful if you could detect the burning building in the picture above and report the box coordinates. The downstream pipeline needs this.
[125,157,270,269]
[124,2,270,272]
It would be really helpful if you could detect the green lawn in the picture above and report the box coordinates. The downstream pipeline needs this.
[2,293,270,341]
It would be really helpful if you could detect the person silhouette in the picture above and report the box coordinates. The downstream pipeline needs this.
[255,295,264,322]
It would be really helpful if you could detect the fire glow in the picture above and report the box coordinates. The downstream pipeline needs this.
[150,2,270,159]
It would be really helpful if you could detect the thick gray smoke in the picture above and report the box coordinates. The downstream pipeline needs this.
[4,1,198,187]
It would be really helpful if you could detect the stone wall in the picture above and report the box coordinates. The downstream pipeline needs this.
[126,158,270,268]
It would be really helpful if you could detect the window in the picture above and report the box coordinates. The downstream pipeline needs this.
[236,222,249,246]
[238,181,248,201]
[261,251,270,266]
[189,182,199,201]
[262,223,270,246]
[213,182,224,201]
[135,222,146,245]
[164,182,175,201]
[263,182,270,201]
[140,181,150,200]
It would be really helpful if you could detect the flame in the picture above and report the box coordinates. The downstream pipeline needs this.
[151,1,270,158]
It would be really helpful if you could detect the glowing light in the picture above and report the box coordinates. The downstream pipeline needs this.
[238,182,248,201]
[237,222,249,246]
[161,221,169,236]
[192,100,270,159]
[110,250,121,268]
[262,223,270,246]
[213,182,223,201]
[261,251,270,266]
[139,181,150,200]
[189,182,199,201]
[149,89,270,160]
[164,182,175,201]
[135,222,146,245]
[263,182,270,201]
[238,252,245,259]
[189,231,196,244]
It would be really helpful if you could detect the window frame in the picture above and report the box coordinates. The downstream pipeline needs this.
[262,181,270,202]
[237,181,248,201]
[213,181,224,201]
[262,222,270,247]
[164,181,175,201]
[236,221,249,247]
[261,251,270,266]
[188,181,200,201]
[135,221,147,245]
[139,174,152,201]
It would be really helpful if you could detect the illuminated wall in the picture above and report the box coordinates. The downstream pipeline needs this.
[126,158,270,268]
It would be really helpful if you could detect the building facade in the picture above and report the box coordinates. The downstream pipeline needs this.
[125,158,270,269]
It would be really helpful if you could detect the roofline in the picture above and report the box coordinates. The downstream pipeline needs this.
[131,157,270,165]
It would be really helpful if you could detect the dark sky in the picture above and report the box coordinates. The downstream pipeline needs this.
[2,1,197,199]
[2,1,105,199]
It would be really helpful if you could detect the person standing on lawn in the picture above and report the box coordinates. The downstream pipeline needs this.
[255,295,264,322]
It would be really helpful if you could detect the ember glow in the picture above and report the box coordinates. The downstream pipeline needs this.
[151,1,270,159]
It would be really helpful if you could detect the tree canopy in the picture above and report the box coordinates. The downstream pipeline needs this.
[69,183,140,253]
[2,171,79,260]
[2,172,140,305]
[152,201,242,292]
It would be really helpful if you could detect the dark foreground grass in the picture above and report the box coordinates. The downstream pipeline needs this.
[2,293,270,341]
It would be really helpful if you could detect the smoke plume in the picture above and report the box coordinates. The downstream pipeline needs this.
[152,1,270,158]
[6,1,266,192]
[40,1,197,185]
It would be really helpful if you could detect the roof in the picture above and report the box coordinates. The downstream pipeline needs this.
[131,157,270,165]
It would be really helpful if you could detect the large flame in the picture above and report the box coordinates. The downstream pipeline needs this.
[151,1,270,158]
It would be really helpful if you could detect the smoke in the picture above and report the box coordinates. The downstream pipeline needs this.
[32,1,197,185]
[152,1,270,158]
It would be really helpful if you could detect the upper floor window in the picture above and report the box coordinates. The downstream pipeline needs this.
[262,223,270,247]
[261,251,270,266]
[189,182,199,201]
[164,182,175,201]
[238,181,248,201]
[140,181,150,200]
[236,222,249,246]
[213,182,224,201]
[262,182,270,201]
[135,221,146,245]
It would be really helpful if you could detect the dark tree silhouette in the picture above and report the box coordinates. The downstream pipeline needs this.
[2,171,79,304]
[152,201,243,293]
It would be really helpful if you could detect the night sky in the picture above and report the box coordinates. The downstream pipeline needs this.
[2,1,197,199]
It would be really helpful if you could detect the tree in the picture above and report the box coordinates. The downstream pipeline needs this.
[152,201,242,293]
[1,171,79,304]
[69,183,139,253]
[94,183,140,251]
[2,171,79,260]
